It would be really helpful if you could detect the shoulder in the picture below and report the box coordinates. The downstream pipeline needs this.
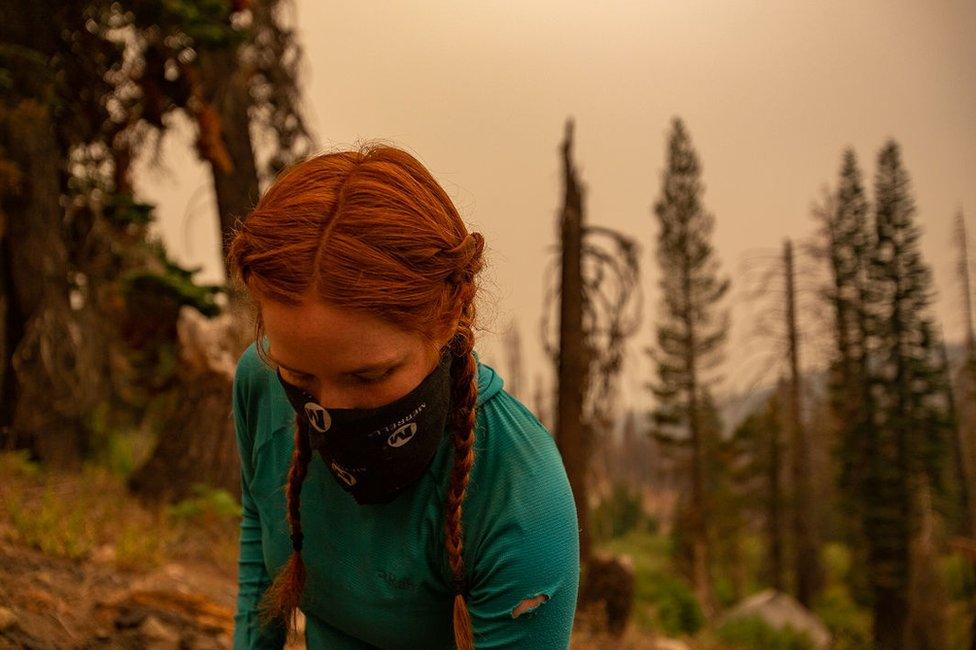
[470,357,567,502]
[469,383,577,534]
[468,385,579,563]
[232,340,289,461]
[233,340,271,399]
[474,388,564,486]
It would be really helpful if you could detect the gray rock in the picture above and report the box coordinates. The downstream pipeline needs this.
[716,588,831,650]
[139,614,181,649]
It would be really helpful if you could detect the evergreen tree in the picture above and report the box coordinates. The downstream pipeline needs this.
[817,142,953,647]
[819,149,874,516]
[864,140,951,649]
[814,148,875,606]
[647,117,730,618]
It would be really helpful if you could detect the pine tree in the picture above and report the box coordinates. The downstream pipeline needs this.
[864,140,951,649]
[818,149,874,517]
[647,117,730,618]
[814,147,876,608]
[817,142,954,646]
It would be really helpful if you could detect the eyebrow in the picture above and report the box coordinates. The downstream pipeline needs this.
[268,352,405,376]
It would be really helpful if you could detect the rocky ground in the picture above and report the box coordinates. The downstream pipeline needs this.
[0,534,681,649]
[0,451,680,649]
[0,536,248,649]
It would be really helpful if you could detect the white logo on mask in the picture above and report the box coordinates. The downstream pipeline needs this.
[330,461,357,486]
[305,402,331,432]
[387,422,418,448]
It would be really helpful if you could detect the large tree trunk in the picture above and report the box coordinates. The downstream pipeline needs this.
[130,35,260,502]
[954,212,976,536]
[0,3,89,466]
[554,119,591,563]
[196,46,261,266]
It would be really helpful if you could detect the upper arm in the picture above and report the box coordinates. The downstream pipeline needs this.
[464,416,581,649]
[231,345,288,649]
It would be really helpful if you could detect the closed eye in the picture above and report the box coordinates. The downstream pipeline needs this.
[351,367,395,385]
[280,368,315,390]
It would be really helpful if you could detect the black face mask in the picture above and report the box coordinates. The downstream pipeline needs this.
[274,348,454,505]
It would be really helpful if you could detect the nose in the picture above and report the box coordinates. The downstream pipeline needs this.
[311,384,366,411]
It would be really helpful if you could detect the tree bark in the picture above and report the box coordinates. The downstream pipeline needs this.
[196,47,261,266]
[0,3,89,465]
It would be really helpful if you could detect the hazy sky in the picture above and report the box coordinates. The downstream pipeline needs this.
[136,0,976,415]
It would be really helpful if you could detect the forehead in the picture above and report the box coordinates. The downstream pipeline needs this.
[260,297,419,371]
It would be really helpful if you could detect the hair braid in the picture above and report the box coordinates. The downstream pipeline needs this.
[445,307,479,650]
[257,413,312,637]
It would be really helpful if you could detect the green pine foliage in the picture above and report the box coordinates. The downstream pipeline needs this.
[647,117,730,444]
[646,117,732,617]
[819,139,954,646]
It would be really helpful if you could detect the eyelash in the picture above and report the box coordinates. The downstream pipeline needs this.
[352,368,394,385]
[284,368,393,389]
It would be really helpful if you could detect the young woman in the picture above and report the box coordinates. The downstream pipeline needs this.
[226,144,580,649]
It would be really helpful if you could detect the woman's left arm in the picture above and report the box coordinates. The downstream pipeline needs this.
[463,422,581,649]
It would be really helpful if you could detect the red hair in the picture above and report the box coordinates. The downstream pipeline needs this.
[226,143,485,649]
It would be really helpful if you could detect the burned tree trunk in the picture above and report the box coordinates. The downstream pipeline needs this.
[784,238,821,606]
[553,118,591,562]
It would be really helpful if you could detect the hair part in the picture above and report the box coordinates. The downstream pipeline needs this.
[227,142,485,649]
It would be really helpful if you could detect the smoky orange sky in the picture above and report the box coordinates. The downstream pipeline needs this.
[135,0,976,415]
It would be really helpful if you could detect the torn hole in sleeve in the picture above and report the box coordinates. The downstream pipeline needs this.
[511,593,550,618]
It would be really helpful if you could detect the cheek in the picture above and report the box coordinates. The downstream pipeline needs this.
[366,365,432,407]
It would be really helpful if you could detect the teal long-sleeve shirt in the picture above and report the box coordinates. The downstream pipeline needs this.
[231,340,580,649]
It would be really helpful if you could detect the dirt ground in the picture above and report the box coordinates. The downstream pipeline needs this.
[0,534,671,649]
[0,453,669,649]
[0,535,245,649]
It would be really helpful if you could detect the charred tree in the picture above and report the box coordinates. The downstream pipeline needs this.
[550,118,590,560]
[541,119,642,635]
[783,238,822,605]
[542,119,642,564]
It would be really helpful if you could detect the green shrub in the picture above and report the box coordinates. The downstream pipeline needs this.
[0,449,41,479]
[166,484,241,522]
[812,583,871,650]
[655,576,705,636]
[820,542,852,584]
[715,615,815,650]
[940,552,976,602]
[5,486,93,559]
[590,482,646,541]
[599,530,704,636]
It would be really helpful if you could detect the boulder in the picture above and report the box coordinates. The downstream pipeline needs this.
[716,588,831,650]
